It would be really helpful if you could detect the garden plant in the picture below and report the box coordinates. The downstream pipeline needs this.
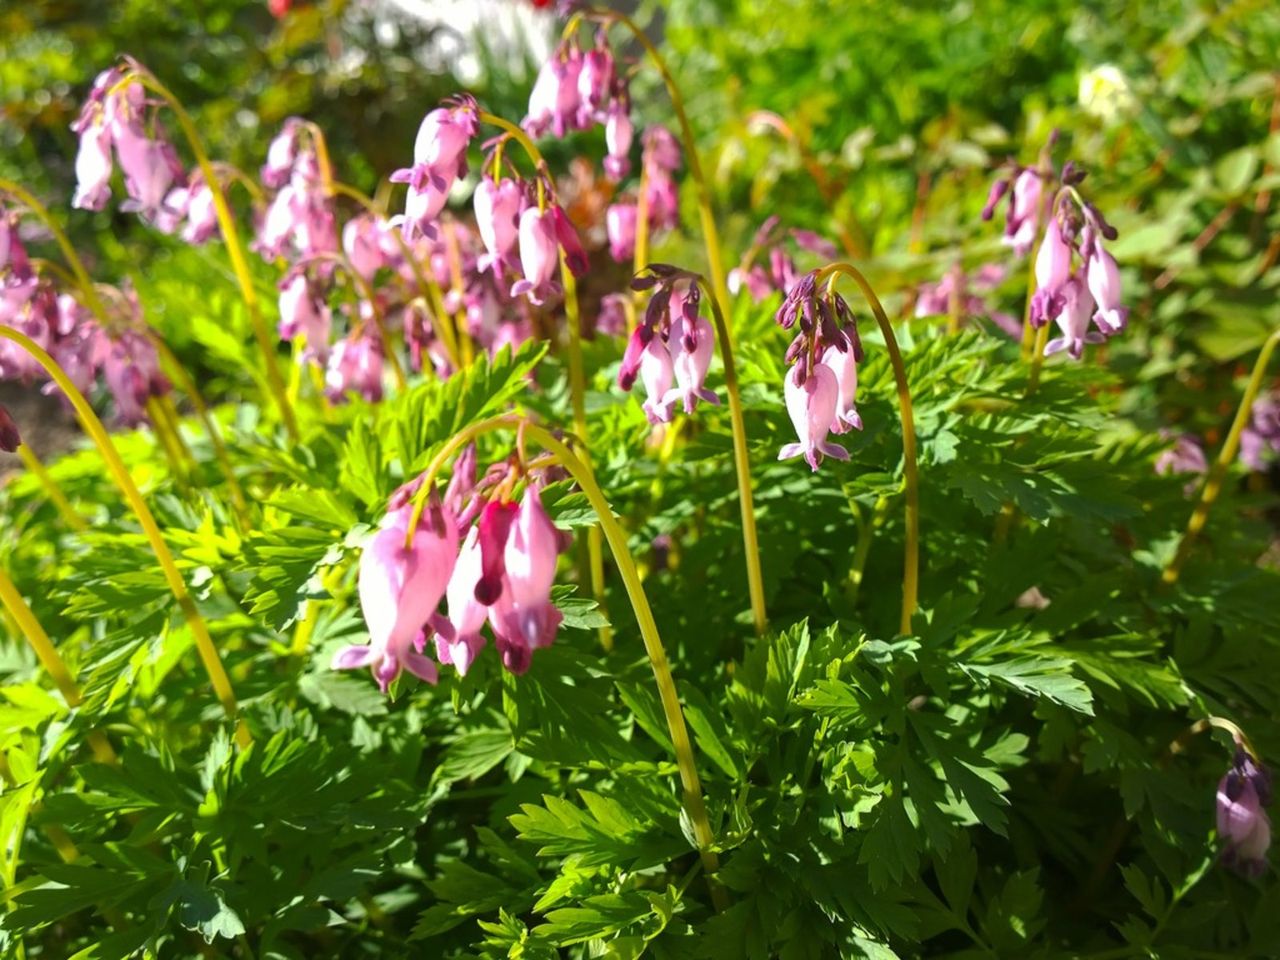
[0,1,1278,957]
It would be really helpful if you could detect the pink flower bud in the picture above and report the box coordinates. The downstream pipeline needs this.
[577,44,615,120]
[604,103,633,181]
[0,404,21,453]
[333,505,459,692]
[262,118,302,189]
[550,204,588,277]
[475,500,518,605]
[473,176,523,273]
[489,486,563,673]
[1003,169,1043,256]
[778,363,849,472]
[524,48,584,139]
[277,272,331,362]
[1218,770,1272,877]
[181,177,220,246]
[606,203,637,263]
[662,314,719,415]
[325,333,384,404]
[343,214,387,281]
[114,126,177,218]
[72,123,114,212]
[639,335,675,425]
[1044,275,1103,360]
[1085,244,1128,335]
[822,342,863,433]
[432,527,489,676]
[510,206,561,305]
[1030,217,1072,326]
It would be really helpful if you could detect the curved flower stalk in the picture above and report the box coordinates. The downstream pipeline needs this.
[83,61,298,439]
[1162,327,1280,585]
[0,325,249,747]
[390,415,724,905]
[777,265,921,635]
[619,265,767,634]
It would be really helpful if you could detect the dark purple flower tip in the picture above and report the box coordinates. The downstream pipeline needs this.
[644,287,672,331]
[0,405,20,453]
[476,500,518,604]
[981,178,1010,221]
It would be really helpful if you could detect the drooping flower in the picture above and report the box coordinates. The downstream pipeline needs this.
[277,272,332,362]
[490,486,563,674]
[1085,242,1128,335]
[101,329,171,426]
[510,206,561,304]
[524,47,585,139]
[779,363,849,472]
[1155,434,1208,478]
[114,124,182,219]
[603,100,633,181]
[473,176,523,274]
[180,175,220,245]
[1043,275,1104,360]
[333,503,459,692]
[409,98,479,193]
[822,336,863,434]
[639,335,675,425]
[431,527,490,676]
[663,312,719,415]
[1029,217,1072,327]
[1003,169,1044,256]
[72,122,115,212]
[1217,750,1273,878]
[325,332,384,404]
[261,118,303,189]
[0,404,20,453]
[606,202,637,263]
[577,37,615,121]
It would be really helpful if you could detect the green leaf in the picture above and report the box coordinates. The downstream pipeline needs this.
[959,656,1094,715]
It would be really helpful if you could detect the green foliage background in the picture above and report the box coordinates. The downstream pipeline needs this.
[0,1,1278,958]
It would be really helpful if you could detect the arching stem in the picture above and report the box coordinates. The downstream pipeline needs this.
[704,289,767,635]
[126,71,298,441]
[817,263,921,635]
[1163,327,1280,585]
[0,325,249,747]
[404,414,725,908]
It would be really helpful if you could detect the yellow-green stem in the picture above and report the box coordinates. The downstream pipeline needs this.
[704,291,767,635]
[0,567,116,763]
[587,10,732,325]
[146,334,252,529]
[477,112,612,653]
[1163,327,1280,585]
[0,325,249,747]
[634,161,652,277]
[405,415,724,906]
[327,180,462,371]
[1025,322,1052,395]
[146,395,193,488]
[128,73,298,441]
[818,264,921,635]
[16,446,86,532]
[442,221,476,368]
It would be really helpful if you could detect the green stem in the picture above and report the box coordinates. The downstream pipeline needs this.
[586,9,732,326]
[404,416,725,907]
[1163,327,1280,585]
[0,325,249,748]
[127,71,299,441]
[818,264,921,635]
[0,567,116,763]
[704,289,767,635]
[15,445,87,532]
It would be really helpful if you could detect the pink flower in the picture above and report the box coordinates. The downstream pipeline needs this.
[524,48,584,139]
[662,313,719,415]
[409,100,479,192]
[101,329,170,427]
[1003,169,1043,256]
[1044,275,1104,360]
[1217,752,1273,878]
[550,204,588,277]
[431,527,489,676]
[778,363,848,471]
[639,335,675,425]
[333,505,459,692]
[473,176,523,274]
[606,202,637,263]
[1029,217,1072,327]
[1085,244,1128,335]
[617,326,648,391]
[325,332,384,403]
[642,126,682,174]
[277,272,332,362]
[114,126,179,219]
[822,342,863,433]
[181,176,220,245]
[604,102,633,181]
[343,214,388,281]
[490,487,563,674]
[262,118,302,189]
[577,41,615,121]
[72,122,114,212]
[510,206,561,304]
